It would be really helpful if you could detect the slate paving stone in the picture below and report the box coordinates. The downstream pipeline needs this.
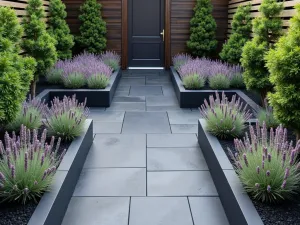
[162,86,176,97]
[61,197,130,225]
[168,111,200,124]
[147,171,218,196]
[129,86,163,96]
[88,111,125,122]
[106,102,146,111]
[114,91,129,96]
[146,106,185,111]
[73,168,146,196]
[113,96,145,103]
[84,134,146,168]
[147,134,198,148]
[147,147,208,171]
[119,78,145,86]
[146,77,170,85]
[171,124,198,133]
[116,86,130,92]
[189,197,229,225]
[93,122,122,134]
[122,112,171,133]
[146,96,178,106]
[129,197,193,225]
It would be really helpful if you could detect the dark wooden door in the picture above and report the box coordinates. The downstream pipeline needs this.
[128,0,165,67]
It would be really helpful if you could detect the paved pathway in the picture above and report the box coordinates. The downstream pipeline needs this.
[61,70,229,225]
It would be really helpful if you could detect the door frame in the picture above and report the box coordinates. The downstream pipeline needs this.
[121,0,171,69]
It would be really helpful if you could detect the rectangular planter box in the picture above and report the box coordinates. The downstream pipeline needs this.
[27,119,93,225]
[37,68,122,107]
[170,66,261,112]
[197,119,263,225]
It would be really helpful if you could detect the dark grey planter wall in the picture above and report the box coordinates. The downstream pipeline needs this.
[170,67,261,112]
[198,119,263,225]
[28,119,93,225]
[37,68,122,107]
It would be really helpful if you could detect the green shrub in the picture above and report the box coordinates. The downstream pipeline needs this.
[230,73,245,89]
[77,0,107,53]
[220,4,252,64]
[62,72,86,88]
[46,68,63,84]
[265,5,300,140]
[200,92,252,139]
[48,0,74,60]
[44,95,89,141]
[229,122,300,203]
[0,7,36,124]
[209,74,230,89]
[0,126,65,204]
[241,0,283,104]
[22,0,57,96]
[182,74,205,90]
[87,74,109,89]
[187,0,217,57]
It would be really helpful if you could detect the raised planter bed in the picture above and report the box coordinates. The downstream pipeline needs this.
[36,68,122,107]
[23,119,93,225]
[197,119,264,225]
[170,66,261,111]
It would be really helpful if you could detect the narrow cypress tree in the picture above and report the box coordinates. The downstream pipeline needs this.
[22,0,57,97]
[265,5,300,140]
[241,0,283,104]
[187,0,217,57]
[76,0,107,53]
[220,4,252,64]
[49,0,74,59]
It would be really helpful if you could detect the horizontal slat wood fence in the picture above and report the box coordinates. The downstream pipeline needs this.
[228,0,299,36]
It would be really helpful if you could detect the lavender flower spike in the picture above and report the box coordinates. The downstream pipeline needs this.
[256,166,260,174]
[24,152,28,172]
[267,185,271,193]
[284,168,290,179]
[281,180,287,189]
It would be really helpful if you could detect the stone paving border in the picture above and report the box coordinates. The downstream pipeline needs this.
[170,67,262,112]
[197,119,264,225]
[37,68,121,107]
[28,120,93,225]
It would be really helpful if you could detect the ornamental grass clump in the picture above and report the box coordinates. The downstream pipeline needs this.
[44,95,89,141]
[6,97,47,131]
[258,99,279,129]
[208,74,231,89]
[200,91,252,139]
[229,122,300,203]
[100,51,120,71]
[0,125,66,204]
[172,53,192,71]
[87,74,109,89]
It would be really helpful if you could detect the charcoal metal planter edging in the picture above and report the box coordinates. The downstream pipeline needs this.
[27,119,93,225]
[37,68,122,107]
[197,119,263,225]
[170,66,261,111]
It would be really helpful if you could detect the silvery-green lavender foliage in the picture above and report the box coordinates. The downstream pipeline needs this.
[46,60,65,84]
[172,53,192,71]
[6,97,47,131]
[258,99,279,129]
[44,95,89,141]
[100,51,120,71]
[200,91,252,139]
[0,125,65,204]
[209,74,231,89]
[87,74,110,89]
[62,72,86,88]
[182,74,205,90]
[229,122,300,203]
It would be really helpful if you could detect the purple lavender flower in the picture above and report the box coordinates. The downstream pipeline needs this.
[11,165,15,179]
[243,153,248,167]
[41,153,45,166]
[267,153,271,162]
[172,53,192,70]
[281,180,287,189]
[267,185,271,193]
[284,168,290,179]
[266,170,270,177]
[24,152,28,172]
[290,150,296,165]
[0,172,6,182]
[262,160,265,169]
[256,166,260,174]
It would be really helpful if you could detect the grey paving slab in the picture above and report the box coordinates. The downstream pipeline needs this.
[146,96,178,106]
[114,91,129,96]
[122,112,171,133]
[146,77,170,85]
[93,122,122,134]
[88,111,125,122]
[116,86,130,92]
[147,134,198,148]
[146,106,186,112]
[189,197,229,225]
[147,171,218,196]
[147,147,208,171]
[129,86,163,96]
[119,78,145,86]
[129,197,193,225]
[168,111,200,124]
[171,124,198,133]
[113,96,145,103]
[62,197,130,225]
[106,102,146,111]
[73,168,146,196]
[84,134,146,168]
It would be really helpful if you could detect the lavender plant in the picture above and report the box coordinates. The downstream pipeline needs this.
[44,95,89,141]
[258,99,279,128]
[200,91,252,139]
[87,74,110,89]
[0,125,65,204]
[46,60,65,84]
[6,97,47,131]
[172,53,192,71]
[182,75,205,90]
[100,51,120,71]
[62,72,86,88]
[209,74,231,89]
[228,122,300,203]
[229,65,245,88]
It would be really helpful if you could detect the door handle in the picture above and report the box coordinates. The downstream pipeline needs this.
[160,29,165,42]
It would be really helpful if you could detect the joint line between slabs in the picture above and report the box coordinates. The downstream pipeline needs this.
[127,197,131,225]
[187,197,195,225]
[120,111,126,134]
